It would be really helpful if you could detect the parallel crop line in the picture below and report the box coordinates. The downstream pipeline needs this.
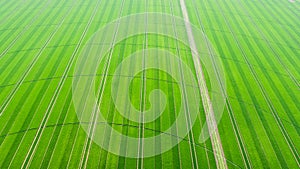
[18,7,96,165]
[172,3,205,169]
[0,0,52,60]
[169,2,199,169]
[38,89,73,168]
[190,1,253,168]
[220,20,292,166]
[215,0,300,166]
[106,43,129,169]
[179,0,228,168]
[264,1,299,28]
[235,1,299,88]
[241,36,300,134]
[0,0,55,115]
[0,0,73,145]
[20,0,102,167]
[228,0,300,163]
[0,0,26,25]
[158,4,183,167]
[0,1,80,168]
[78,1,125,169]
[171,2,211,169]
[237,1,300,110]
[164,3,184,167]
[211,29,278,168]
[137,2,148,168]
[62,0,112,167]
[0,1,53,87]
[120,19,141,168]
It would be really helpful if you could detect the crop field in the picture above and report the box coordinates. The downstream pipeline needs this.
[0,0,299,168]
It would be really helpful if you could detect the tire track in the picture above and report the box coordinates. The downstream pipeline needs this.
[60,1,112,167]
[169,1,201,169]
[0,0,52,59]
[137,2,148,168]
[189,1,253,168]
[20,0,102,167]
[0,1,82,168]
[163,4,183,167]
[215,0,300,166]
[0,0,76,146]
[78,1,125,168]
[179,0,228,168]
[235,0,299,88]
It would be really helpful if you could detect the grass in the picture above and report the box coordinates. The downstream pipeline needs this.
[0,0,299,168]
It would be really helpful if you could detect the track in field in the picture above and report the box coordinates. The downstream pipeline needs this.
[0,0,299,168]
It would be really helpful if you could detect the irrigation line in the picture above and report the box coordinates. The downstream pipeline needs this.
[1,72,298,132]
[215,0,300,166]
[19,0,103,167]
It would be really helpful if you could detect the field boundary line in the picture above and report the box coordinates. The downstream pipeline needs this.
[179,0,228,169]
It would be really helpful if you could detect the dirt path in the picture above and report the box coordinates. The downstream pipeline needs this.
[178,0,228,168]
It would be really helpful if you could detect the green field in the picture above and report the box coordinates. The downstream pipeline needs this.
[0,0,299,168]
